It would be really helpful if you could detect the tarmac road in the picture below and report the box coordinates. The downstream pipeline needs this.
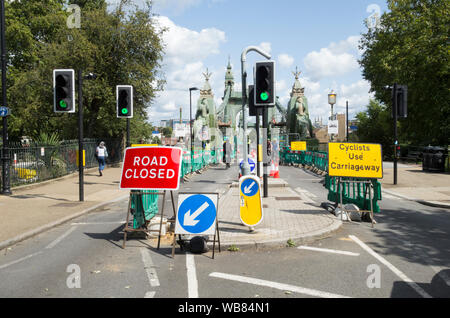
[0,164,449,299]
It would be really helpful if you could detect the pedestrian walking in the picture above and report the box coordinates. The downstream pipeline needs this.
[223,138,231,169]
[95,141,108,176]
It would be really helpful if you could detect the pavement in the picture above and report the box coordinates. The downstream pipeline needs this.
[379,162,450,209]
[0,160,448,252]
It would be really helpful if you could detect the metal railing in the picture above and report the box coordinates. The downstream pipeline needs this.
[0,138,124,188]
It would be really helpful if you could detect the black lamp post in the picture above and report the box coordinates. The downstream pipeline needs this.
[1,0,11,195]
[189,87,199,172]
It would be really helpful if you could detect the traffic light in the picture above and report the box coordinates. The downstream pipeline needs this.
[53,69,75,113]
[254,61,275,106]
[396,85,407,118]
[392,84,407,118]
[116,85,133,118]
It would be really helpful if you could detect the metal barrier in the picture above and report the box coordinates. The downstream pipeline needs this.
[1,139,123,188]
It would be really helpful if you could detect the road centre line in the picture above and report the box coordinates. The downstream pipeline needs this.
[298,246,360,256]
[349,235,432,298]
[186,253,199,298]
[209,272,351,298]
[0,251,43,270]
[45,226,78,249]
[140,248,160,287]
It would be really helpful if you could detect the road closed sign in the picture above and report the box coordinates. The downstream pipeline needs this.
[239,175,263,227]
[119,146,182,190]
[328,142,383,179]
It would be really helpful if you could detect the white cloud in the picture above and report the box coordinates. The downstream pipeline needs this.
[306,79,373,123]
[259,42,272,55]
[303,36,361,81]
[155,16,226,68]
[148,16,227,124]
[278,54,294,69]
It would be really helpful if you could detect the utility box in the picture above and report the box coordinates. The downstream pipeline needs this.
[422,146,447,172]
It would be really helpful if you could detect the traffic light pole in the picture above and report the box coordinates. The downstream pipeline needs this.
[263,107,269,198]
[78,70,84,201]
[126,118,130,147]
[240,46,271,176]
[393,83,398,185]
[256,108,261,178]
[1,0,11,195]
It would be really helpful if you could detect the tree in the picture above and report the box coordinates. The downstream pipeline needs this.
[355,99,394,159]
[3,0,165,142]
[359,0,449,146]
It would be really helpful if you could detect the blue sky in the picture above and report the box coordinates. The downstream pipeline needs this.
[107,0,389,126]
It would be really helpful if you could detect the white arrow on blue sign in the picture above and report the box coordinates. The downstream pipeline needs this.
[175,193,218,235]
[240,178,259,197]
[0,106,10,117]
[239,158,256,173]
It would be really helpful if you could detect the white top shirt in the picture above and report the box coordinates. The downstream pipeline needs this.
[97,147,106,157]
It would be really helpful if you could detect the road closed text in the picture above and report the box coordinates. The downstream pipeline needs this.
[123,156,176,179]
[119,147,182,190]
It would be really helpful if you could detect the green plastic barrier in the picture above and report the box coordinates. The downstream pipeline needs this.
[325,175,382,213]
[131,190,159,229]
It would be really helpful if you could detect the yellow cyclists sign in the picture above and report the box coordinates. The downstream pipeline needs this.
[291,141,307,151]
[328,142,383,179]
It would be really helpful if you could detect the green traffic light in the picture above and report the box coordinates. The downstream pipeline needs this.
[121,108,128,115]
[260,92,269,101]
[59,100,67,108]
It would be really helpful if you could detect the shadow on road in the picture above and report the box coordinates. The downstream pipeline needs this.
[391,269,450,298]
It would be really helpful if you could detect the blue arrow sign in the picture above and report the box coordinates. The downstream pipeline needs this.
[177,194,217,234]
[0,106,9,117]
[240,158,256,172]
[240,178,259,197]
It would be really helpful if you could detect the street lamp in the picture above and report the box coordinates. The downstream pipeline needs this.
[328,90,337,141]
[189,87,199,173]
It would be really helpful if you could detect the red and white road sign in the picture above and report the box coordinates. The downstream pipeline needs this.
[119,146,183,190]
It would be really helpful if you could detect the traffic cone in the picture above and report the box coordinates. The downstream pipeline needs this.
[269,161,276,177]
[273,162,280,178]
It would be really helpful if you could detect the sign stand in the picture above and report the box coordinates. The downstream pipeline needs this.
[172,192,221,259]
[122,190,177,249]
[337,178,375,228]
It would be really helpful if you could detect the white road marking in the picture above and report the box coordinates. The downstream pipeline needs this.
[209,272,351,298]
[0,251,43,270]
[298,246,360,256]
[349,235,432,298]
[45,226,78,249]
[186,253,199,298]
[140,248,160,287]
[404,241,450,287]
[144,291,156,298]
